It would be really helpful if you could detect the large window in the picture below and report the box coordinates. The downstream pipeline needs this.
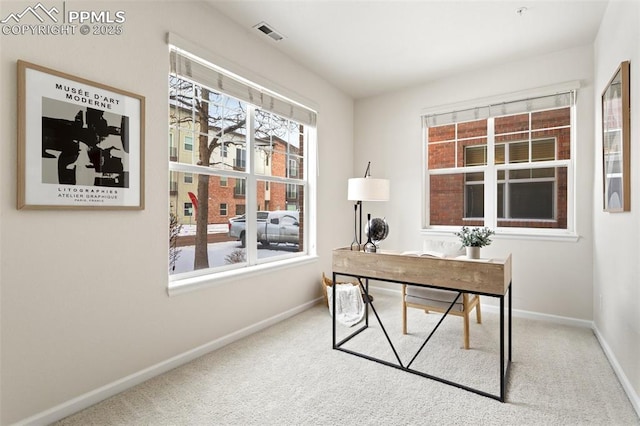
[169,45,316,280]
[424,90,575,234]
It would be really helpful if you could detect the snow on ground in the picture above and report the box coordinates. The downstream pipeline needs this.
[178,224,227,236]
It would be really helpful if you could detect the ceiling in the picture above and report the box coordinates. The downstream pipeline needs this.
[208,0,608,100]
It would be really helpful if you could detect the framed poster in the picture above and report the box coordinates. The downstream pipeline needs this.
[17,60,145,209]
[602,60,630,212]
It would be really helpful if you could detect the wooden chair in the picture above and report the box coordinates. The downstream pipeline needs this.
[400,240,483,349]
[402,285,481,349]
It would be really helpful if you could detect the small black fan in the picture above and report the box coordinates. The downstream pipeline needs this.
[364,215,389,253]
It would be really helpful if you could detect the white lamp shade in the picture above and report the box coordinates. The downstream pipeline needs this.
[348,177,390,201]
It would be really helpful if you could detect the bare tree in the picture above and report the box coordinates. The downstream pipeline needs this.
[169,208,182,272]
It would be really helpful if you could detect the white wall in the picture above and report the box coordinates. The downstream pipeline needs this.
[593,0,640,409]
[354,45,595,320]
[0,1,354,424]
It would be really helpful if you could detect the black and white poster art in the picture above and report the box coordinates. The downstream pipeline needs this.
[18,60,145,209]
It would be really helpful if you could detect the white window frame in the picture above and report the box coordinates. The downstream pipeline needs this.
[421,82,579,241]
[168,35,318,295]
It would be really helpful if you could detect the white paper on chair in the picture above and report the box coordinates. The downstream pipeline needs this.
[327,284,365,327]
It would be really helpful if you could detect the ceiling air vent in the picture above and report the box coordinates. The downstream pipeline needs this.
[254,21,285,41]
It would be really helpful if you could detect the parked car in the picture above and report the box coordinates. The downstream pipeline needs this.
[258,211,300,247]
[228,210,300,248]
[228,211,269,248]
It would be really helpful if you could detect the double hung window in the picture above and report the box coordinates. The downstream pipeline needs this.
[169,44,316,280]
[424,90,575,234]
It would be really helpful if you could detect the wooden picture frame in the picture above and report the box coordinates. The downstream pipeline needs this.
[602,60,630,212]
[17,60,145,209]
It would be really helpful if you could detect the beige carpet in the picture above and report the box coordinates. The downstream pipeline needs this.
[55,291,639,425]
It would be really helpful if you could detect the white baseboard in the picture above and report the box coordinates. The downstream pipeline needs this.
[371,285,593,328]
[480,304,593,328]
[593,325,640,419]
[13,298,323,426]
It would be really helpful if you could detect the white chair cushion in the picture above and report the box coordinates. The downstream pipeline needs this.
[405,286,464,312]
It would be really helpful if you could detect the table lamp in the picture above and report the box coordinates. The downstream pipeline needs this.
[347,162,390,250]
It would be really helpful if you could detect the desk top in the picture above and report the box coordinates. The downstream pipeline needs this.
[332,247,512,296]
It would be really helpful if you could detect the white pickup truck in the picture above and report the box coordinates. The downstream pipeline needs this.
[228,210,300,248]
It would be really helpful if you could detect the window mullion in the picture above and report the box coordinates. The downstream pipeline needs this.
[485,117,496,228]
[454,124,458,168]
[189,81,197,166]
[245,106,257,263]
[423,126,429,228]
[528,113,533,162]
[566,105,576,232]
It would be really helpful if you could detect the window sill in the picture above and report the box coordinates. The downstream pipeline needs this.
[421,227,580,243]
[167,254,319,297]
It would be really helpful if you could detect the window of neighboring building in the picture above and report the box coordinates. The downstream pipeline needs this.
[184,202,193,217]
[169,43,317,281]
[424,89,575,235]
[286,183,297,200]
[235,147,246,169]
[234,179,246,197]
[288,158,298,178]
[169,133,177,160]
[184,135,193,151]
[169,171,178,195]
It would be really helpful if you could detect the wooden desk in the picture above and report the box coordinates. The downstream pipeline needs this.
[332,248,512,402]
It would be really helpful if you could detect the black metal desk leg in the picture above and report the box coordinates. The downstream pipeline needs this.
[365,278,369,326]
[509,282,512,361]
[332,272,337,349]
[500,295,505,402]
